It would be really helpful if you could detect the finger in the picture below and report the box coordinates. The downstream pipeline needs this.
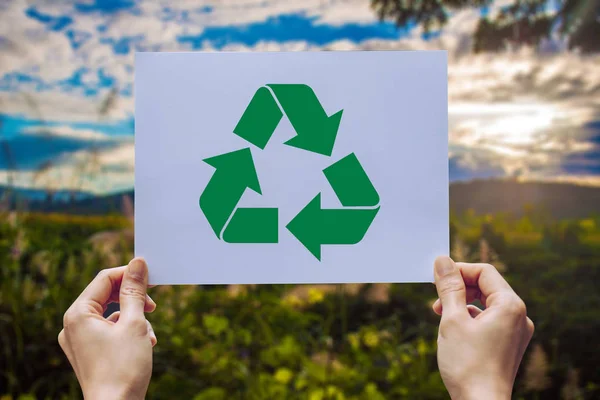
[467,304,483,318]
[58,329,69,353]
[119,258,149,323]
[432,298,441,315]
[521,317,535,346]
[76,266,127,313]
[106,311,121,323]
[147,320,157,347]
[106,288,156,313]
[432,286,483,315]
[526,317,535,337]
[433,256,469,319]
[145,294,157,312]
[77,265,155,315]
[455,263,516,308]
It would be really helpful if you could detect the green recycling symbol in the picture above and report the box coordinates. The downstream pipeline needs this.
[199,84,380,260]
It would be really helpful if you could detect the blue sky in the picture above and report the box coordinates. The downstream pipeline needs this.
[0,0,599,194]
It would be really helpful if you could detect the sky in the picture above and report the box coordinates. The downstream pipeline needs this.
[0,0,599,195]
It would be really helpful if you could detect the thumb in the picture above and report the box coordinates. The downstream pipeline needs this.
[119,258,149,323]
[434,256,468,317]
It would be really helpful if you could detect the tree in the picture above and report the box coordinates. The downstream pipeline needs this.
[371,0,490,32]
[371,0,600,52]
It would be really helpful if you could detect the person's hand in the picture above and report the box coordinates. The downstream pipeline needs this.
[58,258,157,400]
[432,256,534,400]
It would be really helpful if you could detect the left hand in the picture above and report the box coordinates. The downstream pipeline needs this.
[58,258,157,400]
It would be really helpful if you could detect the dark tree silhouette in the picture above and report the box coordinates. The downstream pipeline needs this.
[371,0,490,32]
[372,0,600,52]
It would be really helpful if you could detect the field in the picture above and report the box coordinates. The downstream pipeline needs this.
[1,204,600,400]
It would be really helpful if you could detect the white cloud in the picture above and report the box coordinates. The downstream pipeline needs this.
[0,142,135,194]
[0,0,383,123]
[0,0,462,123]
[22,125,110,140]
[1,0,599,192]
[0,89,133,122]
[0,0,76,80]
[445,49,600,182]
[168,0,382,28]
[0,0,395,86]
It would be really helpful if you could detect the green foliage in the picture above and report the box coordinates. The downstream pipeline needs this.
[372,0,600,53]
[2,209,600,399]
[371,0,491,33]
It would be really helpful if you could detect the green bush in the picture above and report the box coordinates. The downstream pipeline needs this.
[1,211,600,399]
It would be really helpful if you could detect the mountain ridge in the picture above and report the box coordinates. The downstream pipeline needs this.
[2,179,600,218]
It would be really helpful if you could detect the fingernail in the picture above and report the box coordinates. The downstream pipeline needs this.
[128,258,146,278]
[435,257,454,277]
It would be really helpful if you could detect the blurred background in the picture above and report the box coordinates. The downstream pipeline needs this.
[1,0,599,399]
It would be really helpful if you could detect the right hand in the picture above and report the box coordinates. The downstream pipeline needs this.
[432,256,534,400]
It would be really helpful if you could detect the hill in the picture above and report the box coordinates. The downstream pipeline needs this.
[449,180,600,219]
[27,190,134,215]
[3,179,600,218]
[0,186,93,210]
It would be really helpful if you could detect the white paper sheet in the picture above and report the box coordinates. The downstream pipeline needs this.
[135,50,448,285]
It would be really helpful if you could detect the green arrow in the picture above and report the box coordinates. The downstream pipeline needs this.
[267,84,343,157]
[200,148,261,238]
[223,207,278,243]
[286,194,379,260]
[234,87,283,149]
[323,153,379,207]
